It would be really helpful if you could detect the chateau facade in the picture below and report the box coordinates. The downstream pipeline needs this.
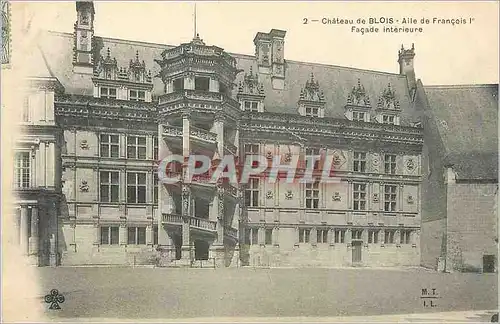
[11,2,426,268]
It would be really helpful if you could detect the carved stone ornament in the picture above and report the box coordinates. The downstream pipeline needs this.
[181,185,190,216]
[238,66,264,96]
[284,190,293,200]
[407,195,414,204]
[406,159,416,171]
[373,193,379,203]
[80,140,89,150]
[377,83,400,110]
[346,79,371,107]
[332,192,341,201]
[266,151,273,160]
[79,180,89,192]
[266,190,274,200]
[372,154,380,167]
[331,150,346,168]
[284,152,292,163]
[299,73,325,102]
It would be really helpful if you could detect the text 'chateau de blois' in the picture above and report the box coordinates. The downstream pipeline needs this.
[5,1,498,272]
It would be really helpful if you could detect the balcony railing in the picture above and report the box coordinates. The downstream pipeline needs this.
[224,142,237,155]
[162,213,217,231]
[162,124,217,143]
[224,226,238,239]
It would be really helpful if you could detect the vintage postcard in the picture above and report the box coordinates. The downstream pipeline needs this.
[1,1,498,322]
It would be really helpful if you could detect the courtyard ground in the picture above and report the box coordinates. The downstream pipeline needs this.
[19,267,500,321]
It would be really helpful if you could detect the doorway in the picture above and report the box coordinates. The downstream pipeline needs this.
[352,240,362,265]
[483,255,496,273]
[194,240,209,260]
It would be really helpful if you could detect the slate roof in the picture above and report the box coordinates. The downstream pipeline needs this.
[423,84,499,180]
[35,30,417,126]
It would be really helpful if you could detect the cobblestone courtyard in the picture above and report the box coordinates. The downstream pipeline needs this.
[35,267,497,320]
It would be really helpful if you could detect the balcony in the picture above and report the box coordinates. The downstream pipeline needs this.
[158,90,241,114]
[162,124,217,144]
[224,225,238,240]
[162,213,217,232]
[224,141,237,155]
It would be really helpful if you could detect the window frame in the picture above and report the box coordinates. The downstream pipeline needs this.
[265,228,273,245]
[353,152,367,173]
[368,230,379,244]
[100,226,119,245]
[245,178,260,207]
[99,134,120,158]
[305,180,320,209]
[400,229,412,244]
[382,115,396,125]
[129,89,146,102]
[305,106,319,117]
[353,183,367,211]
[384,185,397,212]
[299,228,311,243]
[127,172,147,204]
[317,229,329,244]
[334,229,346,243]
[100,171,120,203]
[14,151,31,189]
[384,230,396,244]
[384,154,397,174]
[127,226,147,245]
[352,111,365,122]
[100,87,117,99]
[126,135,147,160]
[243,101,259,112]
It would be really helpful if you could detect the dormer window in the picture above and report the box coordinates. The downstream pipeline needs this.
[129,90,145,102]
[195,77,210,91]
[173,78,184,92]
[305,107,319,117]
[382,115,396,125]
[243,101,259,112]
[100,87,117,99]
[352,112,365,122]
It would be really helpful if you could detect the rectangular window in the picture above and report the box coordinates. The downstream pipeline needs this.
[351,229,363,240]
[244,144,260,155]
[153,173,159,205]
[100,134,120,158]
[243,101,259,112]
[384,230,395,244]
[100,226,119,245]
[353,152,366,172]
[127,172,147,204]
[400,230,412,244]
[245,178,259,207]
[384,185,397,212]
[100,87,117,99]
[334,229,345,243]
[384,154,397,174]
[305,147,320,170]
[317,229,328,244]
[305,107,319,117]
[127,136,147,159]
[194,77,210,91]
[382,115,395,125]
[368,230,379,244]
[100,171,119,202]
[153,136,158,161]
[353,183,366,211]
[244,228,259,245]
[299,228,311,243]
[129,90,145,102]
[265,228,273,245]
[305,181,320,209]
[153,225,158,245]
[128,226,146,245]
[353,111,365,122]
[173,78,184,92]
[14,152,31,188]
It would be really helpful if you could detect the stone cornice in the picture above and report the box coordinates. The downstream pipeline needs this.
[27,77,65,94]
[55,94,157,122]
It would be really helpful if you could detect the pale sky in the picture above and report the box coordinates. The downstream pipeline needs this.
[22,1,499,85]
